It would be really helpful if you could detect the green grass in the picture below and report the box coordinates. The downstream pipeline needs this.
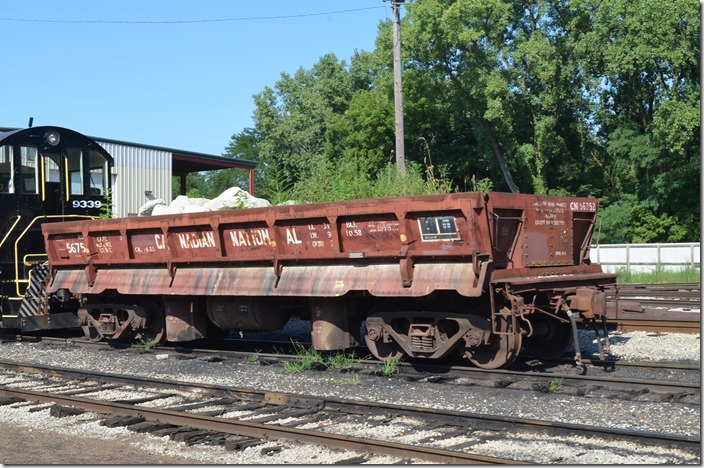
[131,338,156,352]
[325,350,357,371]
[332,375,361,386]
[283,341,403,379]
[244,351,261,364]
[283,341,325,374]
[614,266,700,284]
[546,378,563,393]
[375,356,402,377]
[282,341,361,374]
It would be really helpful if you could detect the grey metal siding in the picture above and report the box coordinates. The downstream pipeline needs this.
[96,141,172,218]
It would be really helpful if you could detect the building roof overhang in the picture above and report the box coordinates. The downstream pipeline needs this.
[0,127,256,176]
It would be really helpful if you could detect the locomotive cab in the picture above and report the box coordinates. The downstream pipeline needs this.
[0,126,113,331]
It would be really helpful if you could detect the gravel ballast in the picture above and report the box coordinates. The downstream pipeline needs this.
[0,327,699,464]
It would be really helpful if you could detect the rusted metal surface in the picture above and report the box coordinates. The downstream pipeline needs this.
[163,297,207,342]
[311,299,360,350]
[603,283,701,333]
[207,296,289,331]
[40,191,620,363]
[43,192,612,298]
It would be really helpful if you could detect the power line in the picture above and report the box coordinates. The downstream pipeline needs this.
[0,6,386,25]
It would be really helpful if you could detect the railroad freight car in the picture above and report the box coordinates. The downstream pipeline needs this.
[34,191,616,368]
[0,126,112,331]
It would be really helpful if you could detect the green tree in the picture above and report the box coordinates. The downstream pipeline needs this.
[250,54,354,200]
[215,0,699,243]
[399,0,607,195]
[588,0,700,242]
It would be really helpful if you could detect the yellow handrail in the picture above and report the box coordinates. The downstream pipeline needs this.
[12,215,96,298]
[64,161,69,201]
[23,254,49,266]
[40,156,45,201]
[0,216,22,250]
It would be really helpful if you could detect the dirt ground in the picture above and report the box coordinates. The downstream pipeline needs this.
[0,420,195,465]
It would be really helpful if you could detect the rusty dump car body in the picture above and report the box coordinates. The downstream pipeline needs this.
[38,191,617,368]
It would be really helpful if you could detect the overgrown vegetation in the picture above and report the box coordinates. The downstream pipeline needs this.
[244,351,261,364]
[324,350,358,372]
[99,188,114,219]
[615,266,700,284]
[375,356,402,377]
[283,342,326,373]
[546,378,563,393]
[283,341,359,375]
[131,338,156,352]
[191,0,698,244]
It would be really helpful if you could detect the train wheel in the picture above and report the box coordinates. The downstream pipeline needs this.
[78,307,107,342]
[464,311,522,369]
[522,315,573,360]
[366,339,404,361]
[134,300,166,345]
[364,302,404,361]
[83,326,104,342]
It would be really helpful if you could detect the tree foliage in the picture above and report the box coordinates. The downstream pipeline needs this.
[215,0,698,243]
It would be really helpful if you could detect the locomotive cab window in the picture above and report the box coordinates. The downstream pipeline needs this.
[43,153,61,183]
[0,145,12,193]
[89,150,108,196]
[67,148,84,196]
[19,146,38,194]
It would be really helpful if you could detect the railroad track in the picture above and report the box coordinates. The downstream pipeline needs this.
[10,334,701,400]
[605,282,700,333]
[16,335,701,391]
[0,361,698,464]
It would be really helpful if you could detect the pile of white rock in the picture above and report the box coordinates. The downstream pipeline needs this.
[138,187,271,216]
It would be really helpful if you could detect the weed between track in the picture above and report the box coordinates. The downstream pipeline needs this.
[283,341,361,374]
[547,378,564,393]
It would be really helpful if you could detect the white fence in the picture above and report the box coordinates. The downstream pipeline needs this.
[589,242,701,273]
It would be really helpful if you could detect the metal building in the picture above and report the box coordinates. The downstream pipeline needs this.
[95,137,256,218]
[1,127,257,218]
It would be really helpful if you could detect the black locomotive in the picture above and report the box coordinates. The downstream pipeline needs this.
[0,126,113,331]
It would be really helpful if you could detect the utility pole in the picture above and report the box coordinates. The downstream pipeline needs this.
[391,0,406,174]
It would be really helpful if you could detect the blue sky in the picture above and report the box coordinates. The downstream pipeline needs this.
[0,1,390,156]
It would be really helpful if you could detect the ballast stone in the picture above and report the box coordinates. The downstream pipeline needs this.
[138,187,270,216]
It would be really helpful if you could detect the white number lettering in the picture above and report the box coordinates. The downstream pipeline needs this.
[70,200,103,209]
[65,242,86,254]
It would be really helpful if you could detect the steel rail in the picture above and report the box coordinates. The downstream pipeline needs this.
[0,385,519,464]
[605,318,700,333]
[588,359,699,370]
[605,282,701,332]
[7,338,699,393]
[0,360,698,447]
[525,356,700,372]
[611,282,700,291]
[403,363,700,395]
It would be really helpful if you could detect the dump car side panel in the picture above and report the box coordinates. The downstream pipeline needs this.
[44,192,488,298]
[43,192,611,299]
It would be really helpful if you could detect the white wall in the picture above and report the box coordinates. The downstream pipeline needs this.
[590,242,701,273]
